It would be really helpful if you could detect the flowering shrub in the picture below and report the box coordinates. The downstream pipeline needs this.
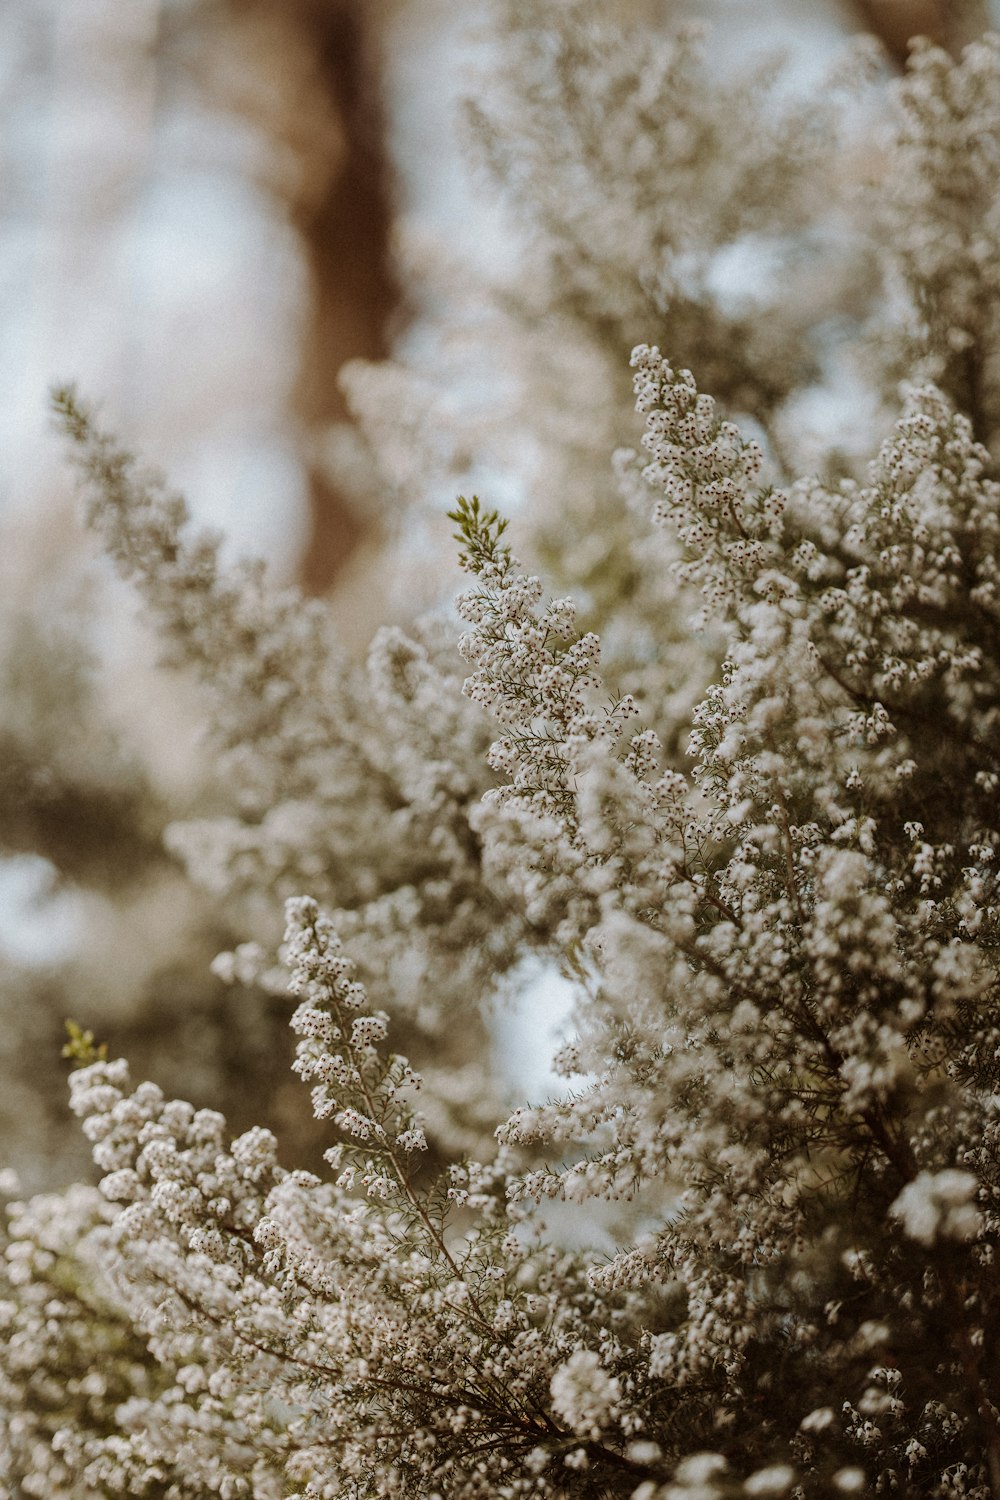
[5,16,1000,1500]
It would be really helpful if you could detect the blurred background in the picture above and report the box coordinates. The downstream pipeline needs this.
[1,0,998,1190]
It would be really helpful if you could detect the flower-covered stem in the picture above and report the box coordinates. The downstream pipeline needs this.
[287,897,495,1334]
[937,1260,1000,1500]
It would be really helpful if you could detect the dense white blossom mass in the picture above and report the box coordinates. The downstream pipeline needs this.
[5,6,1000,1498]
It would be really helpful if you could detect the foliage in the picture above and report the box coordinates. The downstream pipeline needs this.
[5,12,1000,1500]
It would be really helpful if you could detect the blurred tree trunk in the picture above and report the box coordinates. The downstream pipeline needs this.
[199,0,399,592]
[287,1,399,595]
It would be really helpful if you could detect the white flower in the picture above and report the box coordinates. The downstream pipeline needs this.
[549,1349,621,1437]
[890,1170,982,1246]
[744,1465,796,1497]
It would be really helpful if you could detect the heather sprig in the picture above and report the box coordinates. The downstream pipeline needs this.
[452,491,649,822]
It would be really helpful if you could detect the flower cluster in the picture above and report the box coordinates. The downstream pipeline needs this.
[49,391,524,1165]
[452,494,646,823]
[6,15,1000,1500]
[1,897,675,1498]
[873,35,1000,446]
